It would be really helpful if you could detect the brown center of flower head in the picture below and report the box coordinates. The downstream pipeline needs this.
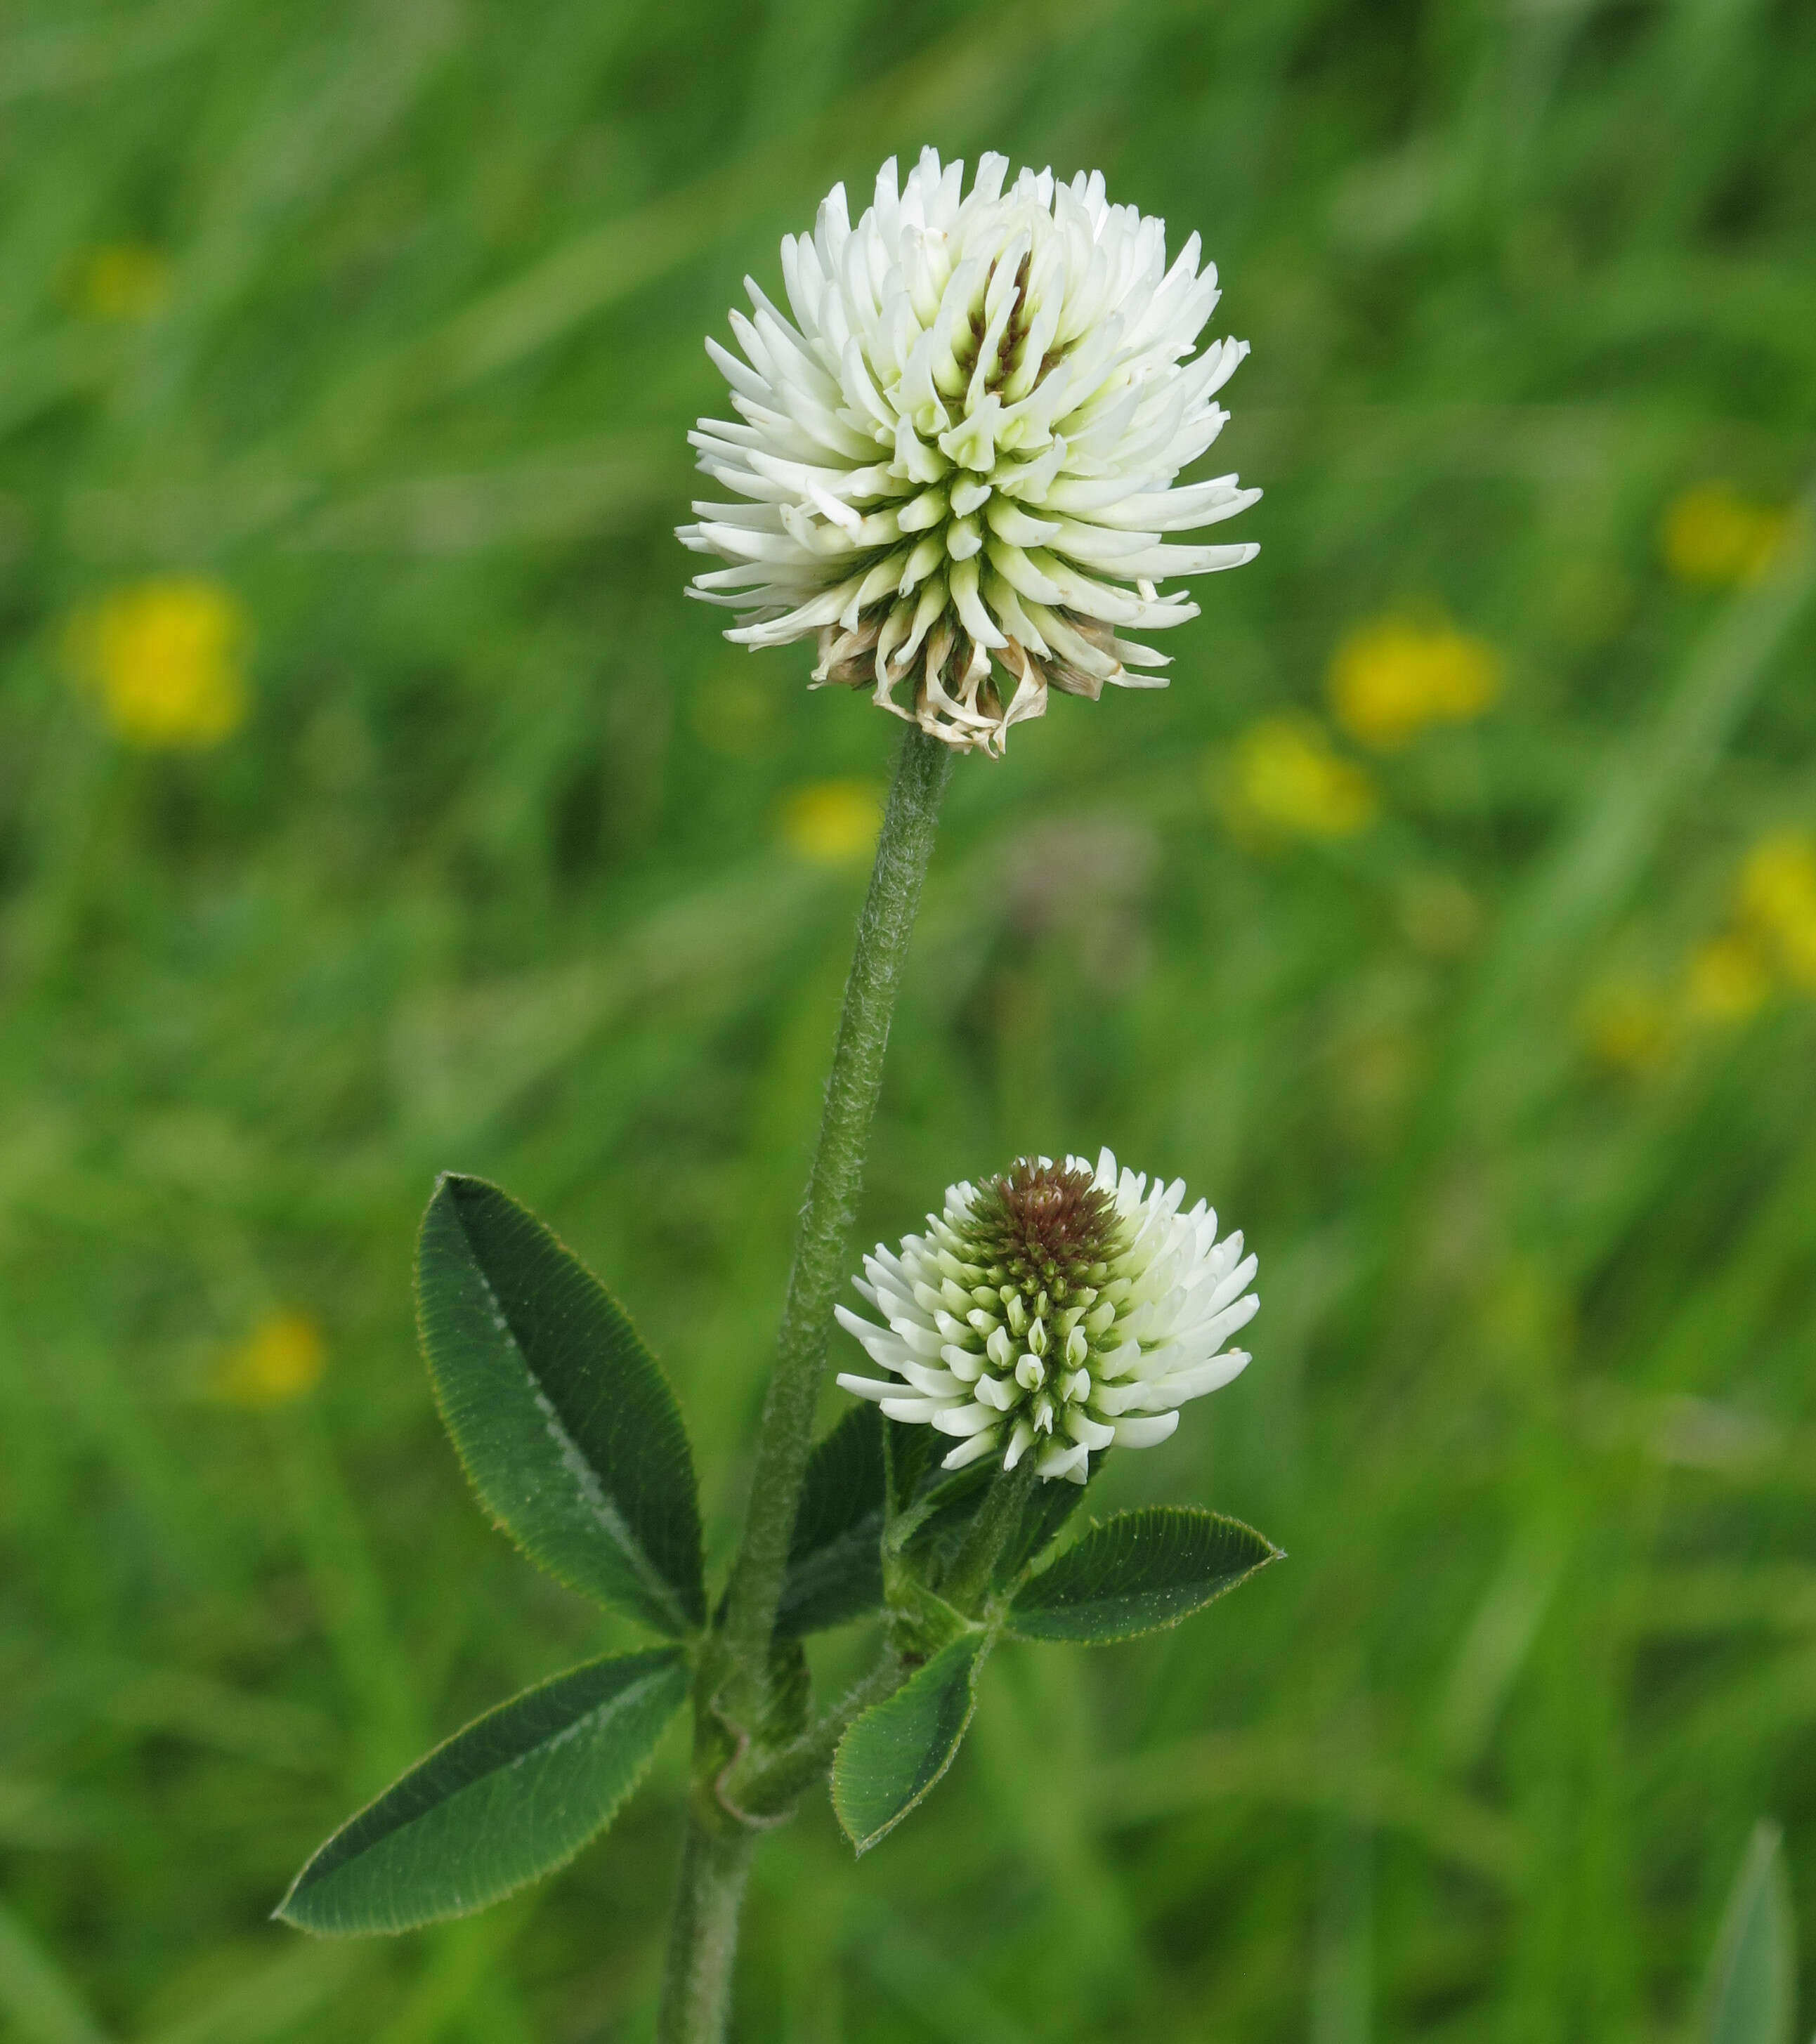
[964,1158,1123,1303]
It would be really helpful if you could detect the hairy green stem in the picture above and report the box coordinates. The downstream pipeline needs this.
[717,724,951,1703]
[730,1650,905,1819]
[657,724,950,2044]
[655,1811,755,2044]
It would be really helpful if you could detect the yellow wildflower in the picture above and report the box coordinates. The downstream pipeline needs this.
[1214,714,1378,844]
[77,243,173,322]
[209,1311,327,1409]
[65,578,248,750]
[1685,933,1772,1024]
[1736,828,1816,989]
[777,778,885,868]
[1660,482,1802,589]
[1326,612,1503,753]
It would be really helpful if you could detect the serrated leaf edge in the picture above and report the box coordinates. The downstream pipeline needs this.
[275,1647,688,1937]
[1006,1507,1284,1646]
[417,1174,705,1637]
[832,1632,987,1857]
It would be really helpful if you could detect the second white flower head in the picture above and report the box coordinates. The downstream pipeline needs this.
[837,1149,1258,1484]
[679,150,1259,755]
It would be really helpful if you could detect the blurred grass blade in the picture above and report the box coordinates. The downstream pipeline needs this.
[367,1907,530,2044]
[417,1174,705,1636]
[434,190,731,391]
[0,1773,87,1850]
[832,1632,986,1854]
[277,1648,688,1935]
[0,1899,108,2044]
[141,1943,373,2044]
[274,1395,424,1780]
[851,1901,1037,2044]
[1429,1519,1566,1772]
[1487,489,1816,995]
[1311,1812,1373,2044]
[1008,1509,1281,1644]
[0,0,229,105]
[1699,1821,1794,2044]
[776,1403,886,1638]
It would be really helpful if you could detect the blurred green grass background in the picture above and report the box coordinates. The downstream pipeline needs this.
[4,0,1816,2038]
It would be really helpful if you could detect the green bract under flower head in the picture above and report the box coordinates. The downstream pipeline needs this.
[679,149,1260,755]
[837,1149,1258,1483]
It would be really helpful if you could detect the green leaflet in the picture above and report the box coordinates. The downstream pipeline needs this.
[884,1457,992,1568]
[995,1465,1090,1585]
[277,1649,688,1935]
[1007,1507,1281,1644]
[1699,1821,1794,2044]
[417,1174,705,1637]
[831,1632,986,1854]
[777,1403,887,1637]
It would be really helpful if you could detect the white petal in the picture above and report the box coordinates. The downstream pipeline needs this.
[879,1396,947,1423]
[941,1428,1003,1470]
[1151,1349,1251,1406]
[835,1373,899,1403]
[1035,1441,1091,1483]
[1111,1413,1180,1449]
[897,1363,969,1398]
[930,1401,998,1437]
[1064,1410,1116,1450]
[832,1304,915,1371]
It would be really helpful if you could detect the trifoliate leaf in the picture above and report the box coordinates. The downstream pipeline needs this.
[417,1174,705,1637]
[277,1649,688,1934]
[1007,1507,1280,1644]
[831,1633,986,1854]
[777,1404,886,1637]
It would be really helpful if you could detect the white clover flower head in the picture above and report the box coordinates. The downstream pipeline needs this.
[678,149,1260,756]
[835,1148,1258,1483]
